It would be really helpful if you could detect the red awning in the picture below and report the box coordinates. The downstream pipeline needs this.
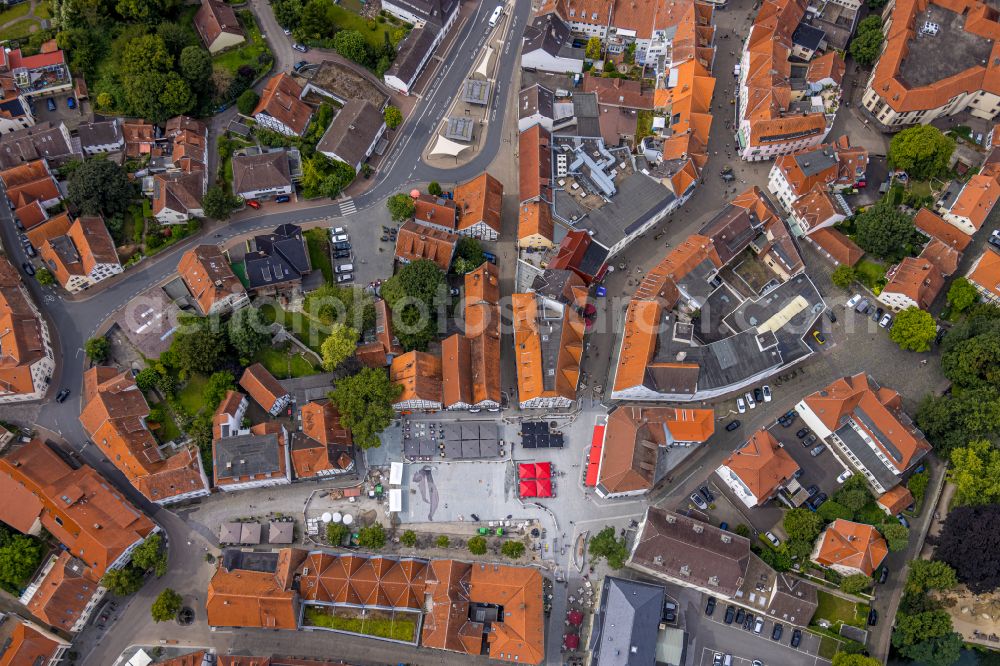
[519,481,536,497]
[567,610,584,626]
[585,425,605,487]
[563,633,580,650]
[518,463,536,480]
[536,478,553,498]
[534,462,552,479]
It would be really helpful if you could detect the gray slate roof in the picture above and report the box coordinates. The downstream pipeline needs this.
[589,576,665,666]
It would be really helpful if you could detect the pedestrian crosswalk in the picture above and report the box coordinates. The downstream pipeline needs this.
[338,198,357,216]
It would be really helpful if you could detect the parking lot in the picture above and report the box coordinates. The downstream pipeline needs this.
[31,91,89,130]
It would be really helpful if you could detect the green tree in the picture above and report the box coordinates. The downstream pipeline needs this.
[906,559,958,595]
[68,158,134,218]
[436,535,450,548]
[320,323,359,371]
[899,632,964,666]
[908,470,930,503]
[892,610,954,647]
[947,277,979,314]
[297,0,335,39]
[135,367,159,392]
[228,306,270,361]
[273,0,303,29]
[35,268,54,286]
[941,332,1000,388]
[879,521,910,551]
[917,388,1000,458]
[84,336,111,363]
[848,16,884,67]
[179,45,212,95]
[101,566,144,596]
[831,265,856,289]
[387,193,415,221]
[357,524,386,550]
[383,105,403,129]
[840,573,873,594]
[170,317,229,377]
[589,526,628,569]
[0,534,42,588]
[326,522,348,545]
[817,500,855,522]
[237,89,260,116]
[585,35,602,60]
[400,530,417,547]
[890,306,937,352]
[202,371,235,411]
[948,439,1000,506]
[382,259,445,309]
[783,508,824,542]
[333,29,369,64]
[202,186,241,220]
[467,536,488,555]
[158,22,196,57]
[832,654,882,666]
[501,541,526,559]
[853,199,918,261]
[151,588,182,622]
[131,534,169,577]
[453,237,486,275]
[889,125,956,181]
[328,368,402,449]
[427,181,443,196]
[734,524,751,538]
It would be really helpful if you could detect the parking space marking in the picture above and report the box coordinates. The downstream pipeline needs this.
[700,608,825,662]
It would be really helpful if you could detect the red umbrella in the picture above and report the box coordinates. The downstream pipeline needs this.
[519,481,536,497]
[567,610,584,626]
[563,633,580,650]
[535,478,553,497]
[534,462,552,479]
[518,463,536,480]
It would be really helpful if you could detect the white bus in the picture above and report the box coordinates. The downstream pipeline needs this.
[489,5,503,27]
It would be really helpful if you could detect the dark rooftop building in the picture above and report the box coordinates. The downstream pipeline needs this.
[213,427,291,489]
[791,22,825,53]
[0,121,80,168]
[589,576,665,666]
[316,99,385,170]
[245,223,311,292]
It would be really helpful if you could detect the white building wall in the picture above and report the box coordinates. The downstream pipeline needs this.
[520,49,583,75]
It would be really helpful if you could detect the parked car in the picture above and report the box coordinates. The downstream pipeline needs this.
[846,294,861,309]
[246,199,261,209]
[765,531,781,547]
[762,385,772,402]
[803,434,817,447]
[735,608,746,626]
[737,397,746,414]
[724,605,736,624]
[483,251,497,264]
[826,309,837,323]
[335,263,354,274]
[46,98,56,111]
[275,194,291,203]
[292,43,309,52]
[744,391,756,409]
[283,27,292,34]
[796,428,809,439]
[333,234,349,242]
[449,287,461,296]
[837,469,853,483]
[336,273,354,283]
[809,492,828,510]
[806,484,820,497]
[690,493,708,510]
[333,241,351,251]
[898,514,910,528]
[55,388,70,403]
[753,388,764,403]
[21,262,34,276]
[713,654,723,666]
[772,623,783,641]
[753,617,764,634]
[699,485,715,503]
[719,522,728,531]
[880,313,893,328]
[813,330,826,345]
[67,97,76,109]
[293,60,308,70]
[332,227,345,235]
[990,230,1000,250]
[783,409,797,423]
[868,608,878,626]
[705,597,716,616]
[878,567,889,584]
[791,629,802,648]
[810,443,826,457]
[725,419,741,431]
[333,250,351,259]
[743,612,754,630]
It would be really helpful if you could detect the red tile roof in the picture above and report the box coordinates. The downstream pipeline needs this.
[518,124,551,204]
[394,220,458,271]
[814,519,888,576]
[913,207,972,250]
[454,172,503,235]
[720,428,799,502]
[23,551,101,632]
[882,257,944,309]
[194,0,245,49]
[254,74,312,135]
[807,227,863,266]
[240,363,289,413]
[969,247,1000,299]
[178,245,246,315]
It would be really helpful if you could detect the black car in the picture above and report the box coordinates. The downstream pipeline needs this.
[470,513,480,522]
[333,241,351,250]
[784,410,797,422]
[21,262,34,276]
[663,610,677,623]
[779,416,794,427]
[868,608,878,626]
[796,428,809,439]
[791,628,802,648]
[753,388,764,403]
[724,606,736,624]
[333,249,351,259]
[826,309,837,323]
[878,567,889,584]
[803,434,817,447]
[699,485,715,503]
[55,388,70,403]
[809,492,828,510]
[726,420,741,431]
[806,484,820,497]
[772,623,783,641]
[743,612,754,630]
[705,597,716,616]
[293,60,308,70]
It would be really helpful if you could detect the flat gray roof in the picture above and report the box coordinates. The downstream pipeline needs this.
[445,116,475,142]
[214,432,282,481]
[461,79,491,105]
[900,4,994,89]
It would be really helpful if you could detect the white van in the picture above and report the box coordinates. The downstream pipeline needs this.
[489,5,502,27]
[336,263,354,274]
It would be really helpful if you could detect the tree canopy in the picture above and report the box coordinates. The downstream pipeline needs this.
[202,186,242,221]
[101,566,144,596]
[888,125,956,181]
[840,573,873,594]
[947,277,979,314]
[453,237,487,275]
[320,323,359,371]
[905,559,958,595]
[501,541,526,559]
[357,524,386,550]
[387,193,415,221]
[589,526,629,569]
[467,536,488,555]
[384,106,403,129]
[151,588,182,622]
[853,200,919,261]
[833,655,882,666]
[85,336,111,363]
[237,89,260,116]
[782,508,824,542]
[585,36,602,59]
[328,368,401,449]
[382,259,446,351]
[169,317,230,377]
[228,306,270,361]
[131,534,168,577]
[889,306,937,352]
[948,440,1000,506]
[879,521,910,552]
[935,504,1000,593]
[848,15,884,66]
[0,529,43,591]
[68,158,134,218]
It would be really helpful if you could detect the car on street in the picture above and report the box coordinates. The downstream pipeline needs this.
[878,567,889,584]
[21,262,34,276]
[690,492,708,510]
[898,514,910,528]
[812,330,826,344]
[752,661,764,666]
[796,428,809,439]
[275,194,291,203]
[246,199,261,209]
[990,230,1000,250]
[791,629,802,648]
[808,492,828,510]
[810,443,826,456]
[449,287,461,296]
[764,531,781,547]
[483,251,497,264]
[293,60,308,70]
[826,309,837,323]
[699,485,715,503]
[283,27,292,34]
[772,623,783,641]
[55,388,70,403]
[880,313,893,328]
[753,617,764,634]
[743,612,754,630]
[846,294,861,309]
[868,608,878,626]
[726,419,741,431]
[737,397,746,413]
[744,391,756,409]
[837,469,853,483]
[803,434,817,447]
[783,409,797,423]
[762,385,772,402]
[332,227,345,235]
[705,597,716,616]
[46,98,56,111]
[724,606,736,624]
[336,273,354,283]
[292,43,309,52]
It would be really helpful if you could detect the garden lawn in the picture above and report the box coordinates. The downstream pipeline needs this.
[0,2,31,23]
[34,2,52,18]
[214,11,273,76]
[151,412,182,442]
[304,607,416,642]
[854,259,887,293]
[327,6,396,49]
[814,589,867,629]
[176,374,209,417]
[254,347,318,379]
[908,180,933,199]
[258,303,328,354]
[0,17,38,40]
[304,228,334,283]
[635,110,654,141]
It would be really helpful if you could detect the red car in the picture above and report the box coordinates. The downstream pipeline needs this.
[246,199,261,209]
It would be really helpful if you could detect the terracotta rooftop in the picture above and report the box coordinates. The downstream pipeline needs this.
[582,75,655,110]
[0,256,45,398]
[946,173,1000,231]
[240,363,289,414]
[206,549,304,629]
[122,120,156,158]
[913,207,972,250]
[518,201,554,244]
[918,238,961,276]
[720,429,799,502]
[774,138,867,198]
[178,245,246,315]
[454,172,503,235]
[254,74,312,135]
[394,220,459,271]
[877,484,915,515]
[882,257,945,308]
[194,0,245,48]
[512,290,585,405]
[23,551,100,632]
[413,194,457,231]
[298,552,427,609]
[0,615,65,666]
[807,227,863,266]
[291,400,353,478]
[968,247,1000,299]
[390,351,443,406]
[814,519,888,576]
[518,124,551,204]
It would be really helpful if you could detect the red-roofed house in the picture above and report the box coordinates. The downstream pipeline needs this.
[253,74,313,137]
[877,484,915,516]
[811,519,888,577]
[967,247,1000,305]
[0,613,70,665]
[240,363,291,416]
[804,227,863,267]
[36,215,123,293]
[290,399,354,478]
[20,551,103,633]
[715,428,800,507]
[878,257,945,311]
[941,173,1000,235]
[194,0,246,54]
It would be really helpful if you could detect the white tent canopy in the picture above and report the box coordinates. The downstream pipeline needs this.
[430,134,471,157]
[474,46,494,79]
[389,488,402,513]
[389,461,404,485]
